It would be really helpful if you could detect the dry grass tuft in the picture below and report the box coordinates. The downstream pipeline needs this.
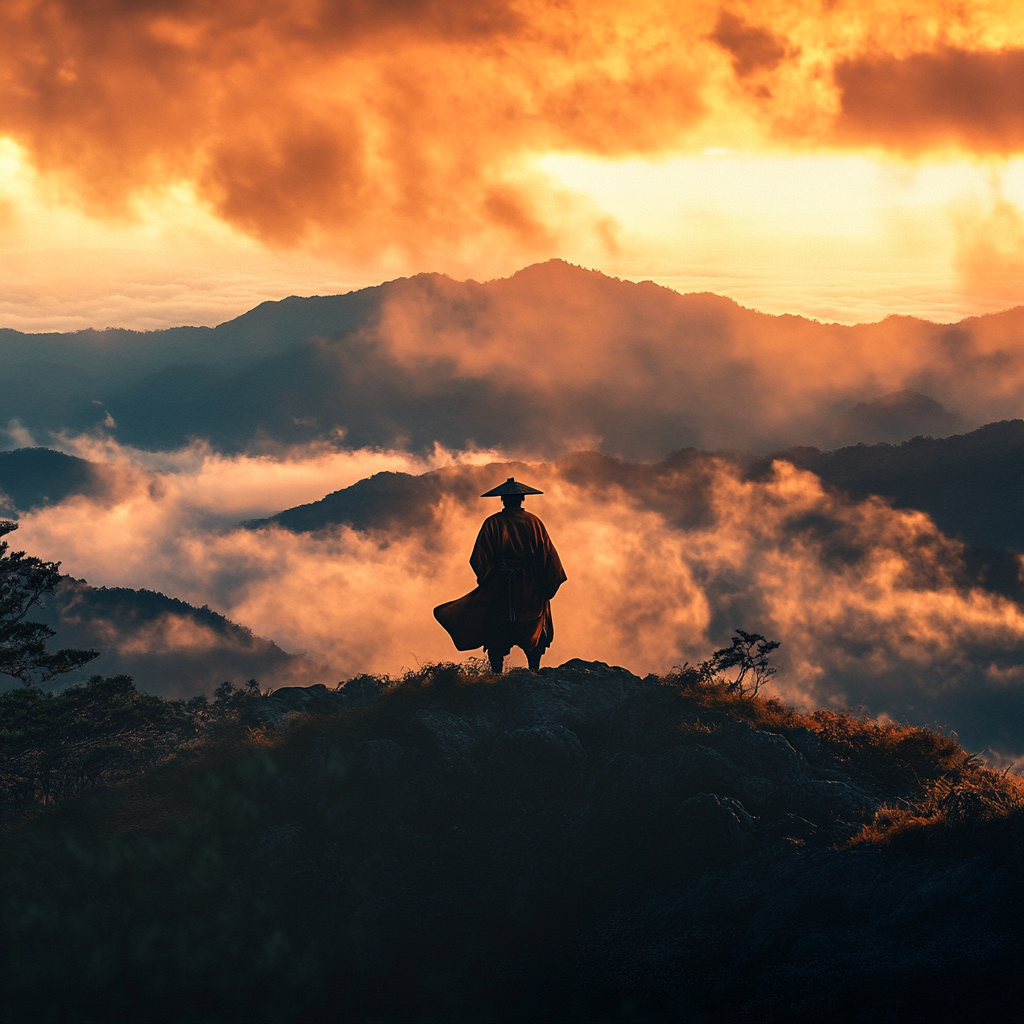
[852,766,1024,850]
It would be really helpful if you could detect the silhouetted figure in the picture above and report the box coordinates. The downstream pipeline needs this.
[434,478,566,673]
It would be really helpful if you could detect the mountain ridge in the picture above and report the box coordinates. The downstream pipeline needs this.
[6,260,1024,456]
[0,577,320,698]
[249,418,1024,555]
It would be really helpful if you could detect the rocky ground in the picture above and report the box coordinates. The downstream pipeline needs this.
[2,661,1022,1022]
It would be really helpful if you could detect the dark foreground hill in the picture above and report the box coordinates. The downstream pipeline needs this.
[2,662,1020,1023]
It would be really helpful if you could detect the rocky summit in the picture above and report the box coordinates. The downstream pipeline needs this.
[2,661,1021,1023]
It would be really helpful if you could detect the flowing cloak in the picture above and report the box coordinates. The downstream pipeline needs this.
[434,508,567,653]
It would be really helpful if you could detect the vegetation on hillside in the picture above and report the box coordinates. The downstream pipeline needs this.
[0,674,257,822]
[1,661,1020,1022]
[0,520,98,686]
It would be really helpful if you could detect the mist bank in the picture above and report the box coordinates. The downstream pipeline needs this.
[4,261,1022,459]
[255,419,1024,558]
[0,572,320,700]
[11,420,1024,558]
[1,441,498,699]
[8,429,1024,762]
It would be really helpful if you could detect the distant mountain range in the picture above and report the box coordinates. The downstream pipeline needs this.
[0,576,318,698]
[4,260,1022,457]
[771,419,1024,553]
[0,447,105,516]
[247,419,1024,600]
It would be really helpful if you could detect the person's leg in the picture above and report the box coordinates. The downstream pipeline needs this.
[488,649,504,674]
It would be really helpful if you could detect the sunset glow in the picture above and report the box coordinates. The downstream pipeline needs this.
[6,7,1024,1011]
[2,0,1023,328]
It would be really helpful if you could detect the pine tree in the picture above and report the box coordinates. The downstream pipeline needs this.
[0,520,98,686]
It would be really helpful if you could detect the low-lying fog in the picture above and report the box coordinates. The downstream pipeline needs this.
[10,434,1024,765]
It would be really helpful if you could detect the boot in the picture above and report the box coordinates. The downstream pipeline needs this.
[488,651,504,674]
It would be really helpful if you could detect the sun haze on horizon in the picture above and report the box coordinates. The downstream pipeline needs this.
[2,0,1024,332]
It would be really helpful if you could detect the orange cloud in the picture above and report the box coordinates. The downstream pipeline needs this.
[711,11,787,79]
[0,0,705,258]
[3,1,1022,261]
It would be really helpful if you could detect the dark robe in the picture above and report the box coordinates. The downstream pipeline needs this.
[434,507,566,655]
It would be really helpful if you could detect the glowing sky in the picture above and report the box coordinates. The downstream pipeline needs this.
[3,0,1024,331]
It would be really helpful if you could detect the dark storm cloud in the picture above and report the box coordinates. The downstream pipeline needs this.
[836,47,1024,153]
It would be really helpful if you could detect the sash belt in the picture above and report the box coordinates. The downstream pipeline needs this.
[497,559,530,622]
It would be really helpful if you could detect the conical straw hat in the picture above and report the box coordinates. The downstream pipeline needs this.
[480,476,544,497]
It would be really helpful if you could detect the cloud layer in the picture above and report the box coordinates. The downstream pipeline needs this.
[2,1,1022,263]
[836,47,1024,152]
[11,437,1024,763]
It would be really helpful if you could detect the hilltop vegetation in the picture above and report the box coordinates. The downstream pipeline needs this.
[0,674,257,821]
[2,663,1021,1022]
